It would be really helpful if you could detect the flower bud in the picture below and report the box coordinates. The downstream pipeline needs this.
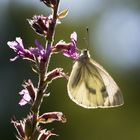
[40,0,58,8]
[38,112,66,124]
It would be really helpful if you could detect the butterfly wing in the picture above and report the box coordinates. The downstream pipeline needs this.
[67,57,124,108]
[89,59,124,107]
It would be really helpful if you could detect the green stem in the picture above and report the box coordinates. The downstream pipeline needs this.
[31,60,46,114]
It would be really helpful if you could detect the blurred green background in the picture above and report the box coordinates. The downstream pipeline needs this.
[1,0,140,140]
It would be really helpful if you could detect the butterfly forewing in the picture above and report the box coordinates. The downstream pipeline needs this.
[67,50,124,108]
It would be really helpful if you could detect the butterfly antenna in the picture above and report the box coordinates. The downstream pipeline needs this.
[86,27,90,50]
[83,27,90,50]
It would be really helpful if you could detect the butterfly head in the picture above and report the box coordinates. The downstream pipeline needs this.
[78,49,90,61]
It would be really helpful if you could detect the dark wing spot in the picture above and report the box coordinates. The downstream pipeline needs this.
[85,82,96,94]
[100,86,108,98]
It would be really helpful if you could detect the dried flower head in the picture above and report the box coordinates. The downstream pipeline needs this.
[28,15,52,37]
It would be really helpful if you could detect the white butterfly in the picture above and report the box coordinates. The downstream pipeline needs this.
[67,49,124,108]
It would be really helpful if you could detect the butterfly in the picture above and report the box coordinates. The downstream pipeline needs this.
[67,49,124,108]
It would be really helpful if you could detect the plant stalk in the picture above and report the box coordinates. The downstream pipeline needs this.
[30,0,60,137]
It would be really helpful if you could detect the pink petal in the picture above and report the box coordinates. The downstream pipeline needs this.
[70,32,77,41]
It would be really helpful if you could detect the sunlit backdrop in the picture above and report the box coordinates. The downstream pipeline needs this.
[0,0,140,140]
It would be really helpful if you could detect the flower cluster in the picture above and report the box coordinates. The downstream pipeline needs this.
[7,0,80,139]
[7,32,79,62]
[7,38,50,62]
[7,37,34,61]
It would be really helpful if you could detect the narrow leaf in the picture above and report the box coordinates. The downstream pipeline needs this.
[58,9,69,19]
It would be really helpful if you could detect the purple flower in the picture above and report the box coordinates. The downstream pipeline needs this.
[29,40,50,61]
[19,80,36,106]
[63,32,78,59]
[7,37,34,61]
[54,32,79,59]
[8,38,50,62]
[19,89,31,106]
